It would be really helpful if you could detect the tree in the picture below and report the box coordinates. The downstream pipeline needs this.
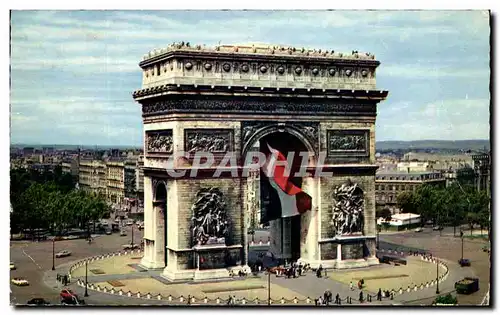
[456,167,475,188]
[434,293,457,305]
[376,207,392,221]
[397,192,416,214]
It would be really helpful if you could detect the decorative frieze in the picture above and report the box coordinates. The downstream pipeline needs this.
[141,97,377,117]
[184,129,233,153]
[326,129,369,157]
[146,130,173,154]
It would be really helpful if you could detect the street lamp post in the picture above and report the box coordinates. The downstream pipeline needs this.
[268,270,271,306]
[84,260,89,297]
[376,223,381,249]
[435,257,440,295]
[131,220,135,246]
[461,231,464,260]
[52,238,55,271]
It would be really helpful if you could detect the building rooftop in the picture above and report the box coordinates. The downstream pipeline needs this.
[391,213,421,220]
[141,42,376,63]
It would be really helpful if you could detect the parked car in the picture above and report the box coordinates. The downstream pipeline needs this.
[55,250,72,258]
[27,298,50,305]
[415,227,423,232]
[122,243,140,250]
[433,226,443,231]
[11,278,29,286]
[120,230,127,236]
[10,262,16,270]
[105,229,112,235]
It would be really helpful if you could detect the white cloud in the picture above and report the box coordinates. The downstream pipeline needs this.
[9,10,491,144]
[378,64,489,79]
[11,55,139,73]
[377,98,490,140]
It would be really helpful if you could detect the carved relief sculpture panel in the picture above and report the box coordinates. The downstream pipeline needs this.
[330,181,365,236]
[327,129,369,157]
[146,130,173,154]
[241,121,319,156]
[191,187,229,246]
[184,129,234,154]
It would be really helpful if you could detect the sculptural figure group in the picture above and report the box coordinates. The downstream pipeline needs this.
[191,188,229,246]
[331,182,365,235]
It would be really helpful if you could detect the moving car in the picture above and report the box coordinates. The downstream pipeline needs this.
[433,226,443,231]
[27,298,50,305]
[10,262,16,270]
[119,230,127,236]
[105,229,112,235]
[55,250,72,258]
[459,258,471,267]
[415,227,423,232]
[11,278,29,286]
[60,289,85,305]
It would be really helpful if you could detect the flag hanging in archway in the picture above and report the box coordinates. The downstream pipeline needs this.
[261,143,312,221]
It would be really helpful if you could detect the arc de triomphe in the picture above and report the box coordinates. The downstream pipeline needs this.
[132,43,388,281]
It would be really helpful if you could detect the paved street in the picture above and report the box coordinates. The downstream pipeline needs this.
[380,230,490,305]
[10,225,143,305]
[10,225,490,306]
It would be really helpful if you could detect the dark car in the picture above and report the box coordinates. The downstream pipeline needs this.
[27,298,50,305]
[459,258,471,267]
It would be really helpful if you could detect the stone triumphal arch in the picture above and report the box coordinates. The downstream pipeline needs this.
[132,43,388,281]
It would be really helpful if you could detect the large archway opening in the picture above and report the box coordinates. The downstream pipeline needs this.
[255,131,311,263]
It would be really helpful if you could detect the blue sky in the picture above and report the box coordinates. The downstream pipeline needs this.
[10,10,491,146]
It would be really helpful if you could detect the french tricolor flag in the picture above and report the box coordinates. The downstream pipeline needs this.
[261,143,312,218]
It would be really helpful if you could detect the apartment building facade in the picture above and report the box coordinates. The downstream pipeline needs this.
[375,171,446,214]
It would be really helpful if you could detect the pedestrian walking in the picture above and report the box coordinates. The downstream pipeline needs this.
[359,291,364,303]
[377,288,382,301]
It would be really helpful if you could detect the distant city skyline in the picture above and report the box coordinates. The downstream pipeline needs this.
[10,10,491,146]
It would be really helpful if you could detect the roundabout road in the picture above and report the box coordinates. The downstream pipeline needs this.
[10,225,143,305]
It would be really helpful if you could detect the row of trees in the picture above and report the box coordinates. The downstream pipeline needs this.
[396,182,490,235]
[10,167,110,237]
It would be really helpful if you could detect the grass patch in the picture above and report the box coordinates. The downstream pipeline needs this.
[202,285,265,294]
[90,269,105,275]
[352,274,409,281]
[108,280,125,287]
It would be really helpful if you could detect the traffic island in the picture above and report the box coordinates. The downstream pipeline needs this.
[328,256,448,294]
